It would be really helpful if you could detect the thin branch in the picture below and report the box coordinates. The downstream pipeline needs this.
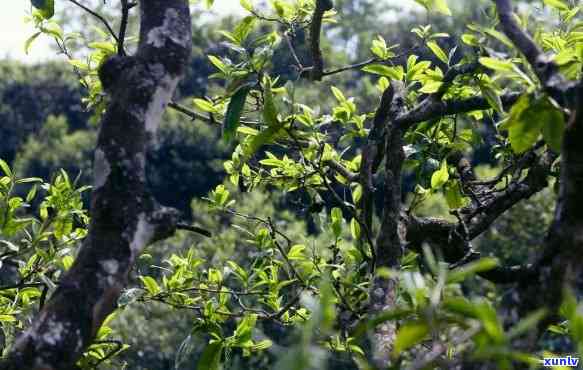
[117,0,136,56]
[67,0,119,45]
[284,31,304,70]
[324,159,359,182]
[168,101,257,126]
[322,58,378,77]
[176,222,212,238]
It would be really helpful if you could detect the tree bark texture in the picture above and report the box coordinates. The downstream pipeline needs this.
[0,1,191,369]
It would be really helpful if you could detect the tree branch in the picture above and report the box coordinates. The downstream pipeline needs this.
[67,0,120,46]
[308,0,333,81]
[493,0,574,104]
[406,149,556,268]
[395,92,521,131]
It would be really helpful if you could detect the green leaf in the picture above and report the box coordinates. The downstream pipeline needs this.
[288,244,306,260]
[502,95,564,153]
[331,207,343,238]
[507,308,547,339]
[88,42,116,54]
[393,321,430,358]
[0,314,16,322]
[0,159,13,178]
[68,59,89,71]
[194,98,216,113]
[262,77,278,126]
[208,55,227,73]
[31,0,54,19]
[223,84,252,142]
[442,297,479,318]
[245,79,284,156]
[478,57,514,72]
[475,302,504,342]
[331,86,346,102]
[426,41,448,64]
[24,32,41,54]
[350,218,361,240]
[41,21,63,39]
[433,0,451,15]
[197,342,223,370]
[415,0,451,15]
[430,160,449,189]
[479,82,503,113]
[444,180,467,209]
[540,103,565,152]
[447,257,499,283]
[250,339,273,351]
[139,276,161,295]
[543,0,569,11]
[362,64,404,80]
[240,0,254,11]
[233,16,256,44]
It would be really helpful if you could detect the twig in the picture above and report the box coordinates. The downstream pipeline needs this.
[284,31,304,70]
[67,0,119,45]
[168,101,257,125]
[322,58,378,77]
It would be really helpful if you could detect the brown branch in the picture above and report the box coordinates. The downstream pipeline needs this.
[406,149,556,268]
[284,31,304,70]
[117,0,137,56]
[324,159,359,182]
[168,101,257,126]
[321,58,378,77]
[176,222,212,238]
[395,92,521,131]
[309,0,334,81]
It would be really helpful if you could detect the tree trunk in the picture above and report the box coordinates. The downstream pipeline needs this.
[0,1,191,369]
[368,82,407,369]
